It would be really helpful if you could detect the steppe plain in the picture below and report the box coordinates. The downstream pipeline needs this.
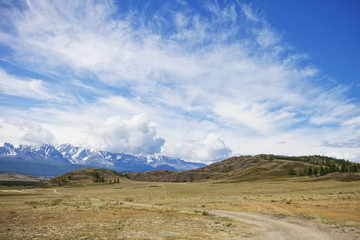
[1,176,359,239]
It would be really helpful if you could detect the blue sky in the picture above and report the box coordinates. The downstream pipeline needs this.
[0,0,359,163]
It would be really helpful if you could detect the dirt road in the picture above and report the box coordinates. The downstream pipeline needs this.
[114,200,358,239]
[212,210,356,240]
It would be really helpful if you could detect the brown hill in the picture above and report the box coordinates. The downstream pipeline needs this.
[41,168,127,187]
[0,172,48,182]
[127,154,360,182]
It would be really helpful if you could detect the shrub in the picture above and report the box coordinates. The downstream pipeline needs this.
[201,211,209,216]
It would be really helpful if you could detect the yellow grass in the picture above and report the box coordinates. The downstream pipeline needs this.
[0,177,359,239]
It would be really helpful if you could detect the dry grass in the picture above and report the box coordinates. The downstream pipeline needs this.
[0,177,359,239]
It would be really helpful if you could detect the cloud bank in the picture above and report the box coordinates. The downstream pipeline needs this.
[92,115,165,155]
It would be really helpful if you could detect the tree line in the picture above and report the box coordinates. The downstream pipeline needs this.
[93,171,120,183]
[298,160,358,177]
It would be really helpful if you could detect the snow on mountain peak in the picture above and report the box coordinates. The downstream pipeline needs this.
[0,143,207,172]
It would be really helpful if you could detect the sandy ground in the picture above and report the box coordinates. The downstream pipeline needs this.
[121,198,358,240]
[212,210,358,240]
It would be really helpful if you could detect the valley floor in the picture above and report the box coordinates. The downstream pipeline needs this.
[0,177,359,239]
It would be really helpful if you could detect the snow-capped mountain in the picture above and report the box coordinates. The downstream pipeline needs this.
[55,143,205,171]
[0,143,70,163]
[0,143,206,176]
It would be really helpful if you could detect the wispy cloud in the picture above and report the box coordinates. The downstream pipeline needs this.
[0,0,359,162]
[322,139,360,149]
[0,69,60,101]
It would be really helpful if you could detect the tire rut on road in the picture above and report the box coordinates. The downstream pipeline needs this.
[212,210,334,240]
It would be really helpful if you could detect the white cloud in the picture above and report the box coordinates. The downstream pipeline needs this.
[0,118,55,146]
[241,4,259,22]
[256,27,280,47]
[161,133,232,162]
[0,69,60,101]
[343,116,360,126]
[322,139,360,148]
[325,152,358,163]
[196,133,232,161]
[21,122,55,146]
[0,1,359,163]
[91,114,165,155]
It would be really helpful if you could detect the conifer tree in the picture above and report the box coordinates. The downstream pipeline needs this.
[340,162,346,172]
[313,167,318,176]
[330,163,336,172]
[320,166,325,176]
[94,171,100,182]
[308,167,313,176]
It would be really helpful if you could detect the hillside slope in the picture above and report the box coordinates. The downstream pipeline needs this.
[127,154,360,182]
[0,172,47,182]
[42,168,127,187]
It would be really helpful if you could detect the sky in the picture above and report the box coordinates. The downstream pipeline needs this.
[0,0,359,163]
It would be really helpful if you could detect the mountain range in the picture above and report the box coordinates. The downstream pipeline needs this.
[0,143,205,177]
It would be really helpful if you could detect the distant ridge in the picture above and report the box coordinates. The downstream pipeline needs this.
[0,143,206,177]
[0,172,47,183]
[127,154,360,182]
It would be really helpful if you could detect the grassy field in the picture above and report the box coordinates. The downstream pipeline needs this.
[0,177,359,239]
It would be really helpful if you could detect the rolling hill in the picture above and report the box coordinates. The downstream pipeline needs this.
[42,168,128,187]
[35,154,360,186]
[127,154,360,182]
[0,172,47,182]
